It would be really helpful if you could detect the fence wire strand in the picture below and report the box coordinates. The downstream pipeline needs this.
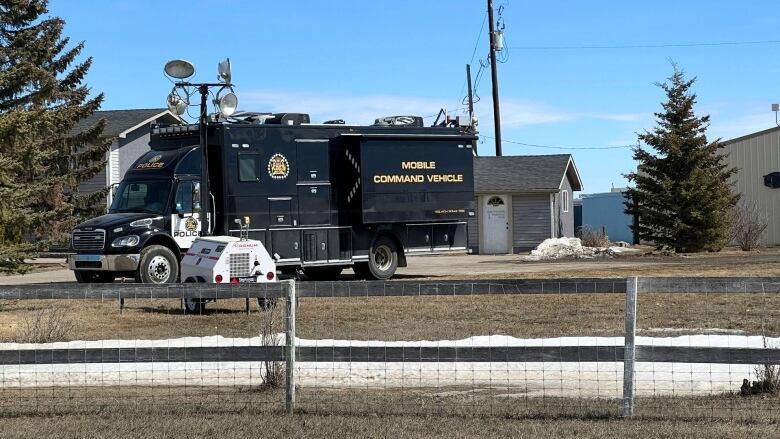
[0,278,779,421]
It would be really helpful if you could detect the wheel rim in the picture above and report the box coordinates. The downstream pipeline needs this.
[184,298,199,311]
[147,255,171,283]
[373,244,392,272]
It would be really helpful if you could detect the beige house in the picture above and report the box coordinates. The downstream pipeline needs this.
[722,126,780,245]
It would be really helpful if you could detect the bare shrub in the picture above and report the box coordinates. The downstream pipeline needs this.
[730,201,768,251]
[259,302,285,388]
[13,306,74,343]
[579,226,611,248]
[741,337,780,396]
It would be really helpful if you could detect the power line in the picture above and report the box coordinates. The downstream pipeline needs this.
[455,12,490,112]
[508,39,780,50]
[482,135,635,150]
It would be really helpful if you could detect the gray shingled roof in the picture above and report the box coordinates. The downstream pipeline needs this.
[71,108,175,137]
[474,154,582,192]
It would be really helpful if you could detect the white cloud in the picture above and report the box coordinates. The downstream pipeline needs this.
[588,113,645,122]
[710,111,778,140]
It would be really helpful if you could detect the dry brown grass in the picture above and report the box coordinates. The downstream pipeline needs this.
[0,291,778,342]
[0,387,778,438]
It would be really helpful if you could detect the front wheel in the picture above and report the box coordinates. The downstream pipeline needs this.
[74,271,116,283]
[135,245,179,284]
[366,236,399,280]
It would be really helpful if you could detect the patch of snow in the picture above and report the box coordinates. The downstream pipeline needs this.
[520,238,640,261]
[1,334,775,397]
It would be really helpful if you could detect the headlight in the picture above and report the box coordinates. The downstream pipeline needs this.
[111,235,140,247]
[130,218,158,228]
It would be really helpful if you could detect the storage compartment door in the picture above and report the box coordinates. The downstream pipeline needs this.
[303,230,328,262]
[298,185,331,226]
[407,225,433,252]
[433,223,457,250]
[269,198,292,226]
[270,229,301,262]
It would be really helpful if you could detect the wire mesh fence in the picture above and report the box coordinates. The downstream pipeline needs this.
[0,277,779,421]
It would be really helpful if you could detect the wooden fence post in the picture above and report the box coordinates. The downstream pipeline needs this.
[285,279,296,414]
[622,276,638,417]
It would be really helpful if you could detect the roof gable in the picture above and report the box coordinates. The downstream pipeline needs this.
[71,108,181,138]
[474,154,583,193]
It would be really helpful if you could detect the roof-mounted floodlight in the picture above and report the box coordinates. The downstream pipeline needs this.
[164,59,195,79]
[216,88,238,117]
[166,91,188,115]
[218,58,232,83]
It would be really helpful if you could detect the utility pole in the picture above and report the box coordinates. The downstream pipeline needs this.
[466,64,474,124]
[487,0,502,156]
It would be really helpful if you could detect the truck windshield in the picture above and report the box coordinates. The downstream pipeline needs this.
[109,180,172,214]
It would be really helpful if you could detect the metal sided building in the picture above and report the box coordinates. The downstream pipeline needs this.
[468,154,583,254]
[722,126,780,245]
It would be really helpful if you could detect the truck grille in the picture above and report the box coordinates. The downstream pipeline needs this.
[71,229,106,251]
[229,253,251,278]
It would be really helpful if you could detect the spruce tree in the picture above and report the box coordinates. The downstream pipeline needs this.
[0,0,106,273]
[625,67,739,252]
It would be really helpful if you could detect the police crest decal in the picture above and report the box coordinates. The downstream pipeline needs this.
[267,153,290,180]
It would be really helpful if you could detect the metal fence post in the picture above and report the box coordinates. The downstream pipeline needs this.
[285,279,296,414]
[622,276,638,418]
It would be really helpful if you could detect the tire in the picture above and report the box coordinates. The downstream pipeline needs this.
[135,245,179,284]
[258,298,277,311]
[74,271,116,283]
[302,266,343,281]
[183,298,206,315]
[366,235,399,280]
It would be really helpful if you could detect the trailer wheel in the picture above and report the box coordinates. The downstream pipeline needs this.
[258,298,276,311]
[74,271,116,283]
[302,266,343,281]
[366,236,398,280]
[183,298,206,315]
[136,245,178,284]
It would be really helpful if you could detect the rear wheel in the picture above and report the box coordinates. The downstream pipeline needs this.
[136,245,178,284]
[302,266,343,281]
[366,236,399,280]
[74,271,116,283]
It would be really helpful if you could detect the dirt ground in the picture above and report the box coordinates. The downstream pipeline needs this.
[3,248,780,285]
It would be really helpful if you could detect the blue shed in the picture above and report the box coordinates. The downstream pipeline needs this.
[580,189,635,244]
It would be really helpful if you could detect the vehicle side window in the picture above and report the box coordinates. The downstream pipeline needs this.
[238,153,260,182]
[192,181,201,212]
[175,181,193,213]
[175,149,200,175]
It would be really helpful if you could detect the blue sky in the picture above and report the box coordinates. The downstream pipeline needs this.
[49,0,780,193]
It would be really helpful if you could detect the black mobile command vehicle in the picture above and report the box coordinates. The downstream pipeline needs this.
[68,59,476,283]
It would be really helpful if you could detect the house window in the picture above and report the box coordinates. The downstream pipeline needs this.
[562,190,569,213]
[487,196,504,207]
